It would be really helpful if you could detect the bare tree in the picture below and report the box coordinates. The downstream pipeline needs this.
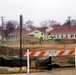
[3,20,15,40]
[63,19,76,26]
[11,20,19,29]
[40,21,48,27]
[40,20,60,27]
[25,20,34,28]
[71,19,76,25]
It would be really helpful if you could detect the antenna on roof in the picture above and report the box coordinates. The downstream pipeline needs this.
[68,16,71,28]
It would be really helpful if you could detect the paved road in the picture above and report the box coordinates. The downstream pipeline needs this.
[0,70,76,75]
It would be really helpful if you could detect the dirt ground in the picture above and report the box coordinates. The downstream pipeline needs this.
[4,44,76,51]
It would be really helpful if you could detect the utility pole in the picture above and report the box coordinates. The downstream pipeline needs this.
[0,17,5,43]
[20,15,22,71]
[68,16,71,28]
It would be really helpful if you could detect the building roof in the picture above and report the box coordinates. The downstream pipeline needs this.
[8,28,45,36]
[30,27,47,32]
[3,25,76,36]
[8,30,33,36]
[50,25,76,34]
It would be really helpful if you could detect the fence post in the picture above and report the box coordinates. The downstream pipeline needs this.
[27,49,29,73]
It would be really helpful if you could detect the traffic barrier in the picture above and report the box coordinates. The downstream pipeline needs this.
[24,48,76,74]
[23,50,75,56]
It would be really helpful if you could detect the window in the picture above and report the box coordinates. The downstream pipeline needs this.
[75,35,76,38]
[61,35,63,39]
[17,36,18,39]
[66,35,68,38]
[57,35,59,39]
[54,35,55,38]
[13,37,14,39]
[15,36,17,39]
[30,35,34,36]
[35,32,38,33]
[70,35,74,38]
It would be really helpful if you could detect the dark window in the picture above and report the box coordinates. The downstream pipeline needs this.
[70,35,74,38]
[35,32,38,33]
[61,35,63,38]
[30,35,34,36]
[66,35,68,38]
[75,35,76,38]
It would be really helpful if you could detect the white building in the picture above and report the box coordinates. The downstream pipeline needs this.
[49,25,76,39]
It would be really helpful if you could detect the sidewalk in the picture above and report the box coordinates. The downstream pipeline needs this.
[0,67,47,74]
[0,67,27,74]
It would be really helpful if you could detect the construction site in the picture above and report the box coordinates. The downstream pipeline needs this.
[0,37,75,68]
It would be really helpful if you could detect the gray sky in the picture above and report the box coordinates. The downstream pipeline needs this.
[0,0,76,26]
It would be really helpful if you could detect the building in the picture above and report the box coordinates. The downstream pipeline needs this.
[6,28,46,41]
[49,25,76,39]
[1,25,76,41]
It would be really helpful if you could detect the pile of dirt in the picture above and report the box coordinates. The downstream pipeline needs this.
[0,46,19,56]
